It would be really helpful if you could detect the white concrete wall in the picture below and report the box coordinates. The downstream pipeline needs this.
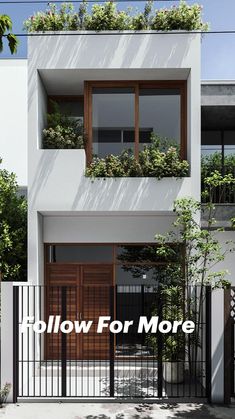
[27,31,201,285]
[0,60,27,187]
[43,214,176,244]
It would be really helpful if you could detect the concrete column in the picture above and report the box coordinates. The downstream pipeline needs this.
[1,282,14,402]
[211,289,224,403]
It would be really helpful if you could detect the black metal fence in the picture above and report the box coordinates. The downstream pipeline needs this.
[13,285,211,401]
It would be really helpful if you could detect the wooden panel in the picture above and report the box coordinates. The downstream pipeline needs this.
[45,265,81,360]
[81,265,113,360]
[45,263,113,360]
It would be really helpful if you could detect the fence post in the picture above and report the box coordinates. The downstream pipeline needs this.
[157,285,163,398]
[61,286,67,397]
[1,282,14,402]
[109,286,115,397]
[224,287,231,405]
[206,286,211,403]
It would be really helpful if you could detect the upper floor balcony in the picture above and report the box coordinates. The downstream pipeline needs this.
[201,82,235,226]
[27,31,201,213]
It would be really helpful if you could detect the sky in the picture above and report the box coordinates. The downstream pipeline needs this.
[0,0,235,80]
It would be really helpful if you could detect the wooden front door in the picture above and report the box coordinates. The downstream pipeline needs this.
[45,264,113,360]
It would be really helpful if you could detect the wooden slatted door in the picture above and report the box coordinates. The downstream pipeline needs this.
[45,264,113,360]
[81,265,113,360]
[45,264,81,360]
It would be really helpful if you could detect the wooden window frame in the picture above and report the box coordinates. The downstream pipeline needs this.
[84,80,187,164]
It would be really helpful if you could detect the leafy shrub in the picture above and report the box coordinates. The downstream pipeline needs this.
[43,125,84,149]
[0,383,11,407]
[151,1,208,31]
[43,101,84,149]
[24,1,208,33]
[201,152,235,203]
[23,2,88,32]
[85,134,189,179]
[86,2,130,31]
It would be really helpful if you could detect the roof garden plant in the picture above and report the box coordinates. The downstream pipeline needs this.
[23,1,208,32]
[85,133,189,179]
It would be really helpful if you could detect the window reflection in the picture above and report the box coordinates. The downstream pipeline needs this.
[139,88,181,149]
[92,88,135,157]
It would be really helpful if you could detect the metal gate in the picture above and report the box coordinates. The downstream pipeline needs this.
[13,285,211,401]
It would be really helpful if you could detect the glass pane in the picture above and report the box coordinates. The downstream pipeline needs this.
[49,98,84,127]
[116,245,180,264]
[201,131,222,156]
[92,87,135,157]
[116,265,161,285]
[48,245,113,263]
[224,131,235,155]
[139,88,181,149]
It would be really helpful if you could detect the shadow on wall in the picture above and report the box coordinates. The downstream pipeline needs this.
[28,32,194,71]
[72,177,188,211]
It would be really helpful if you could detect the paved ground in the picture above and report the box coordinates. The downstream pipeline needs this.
[0,403,235,419]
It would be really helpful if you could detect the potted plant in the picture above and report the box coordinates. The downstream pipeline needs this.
[162,334,185,384]
[0,383,11,407]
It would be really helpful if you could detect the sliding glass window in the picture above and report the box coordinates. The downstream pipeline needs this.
[86,81,186,161]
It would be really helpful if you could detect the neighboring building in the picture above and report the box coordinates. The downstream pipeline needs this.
[0,35,235,404]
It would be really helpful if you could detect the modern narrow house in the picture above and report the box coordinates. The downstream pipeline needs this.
[0,30,235,404]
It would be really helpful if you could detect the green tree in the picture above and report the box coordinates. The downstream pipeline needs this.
[0,158,27,281]
[0,14,18,54]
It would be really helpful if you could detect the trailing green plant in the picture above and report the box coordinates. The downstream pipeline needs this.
[43,101,84,149]
[24,1,208,33]
[0,383,11,407]
[86,133,189,179]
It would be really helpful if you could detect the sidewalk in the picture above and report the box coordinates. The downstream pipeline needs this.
[0,403,235,419]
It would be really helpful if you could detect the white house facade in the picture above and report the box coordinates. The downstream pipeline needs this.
[0,32,235,405]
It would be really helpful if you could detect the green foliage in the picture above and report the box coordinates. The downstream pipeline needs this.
[43,101,84,149]
[23,2,88,32]
[201,153,235,203]
[0,383,11,407]
[151,1,208,31]
[147,286,185,361]
[0,159,27,281]
[86,2,130,31]
[86,134,189,179]
[24,1,208,33]
[0,14,18,54]
[155,197,233,290]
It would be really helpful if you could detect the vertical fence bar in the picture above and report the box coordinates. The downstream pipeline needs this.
[206,286,212,402]
[224,287,232,405]
[109,286,115,397]
[61,286,67,397]
[231,319,234,397]
[157,285,163,398]
[13,286,19,403]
